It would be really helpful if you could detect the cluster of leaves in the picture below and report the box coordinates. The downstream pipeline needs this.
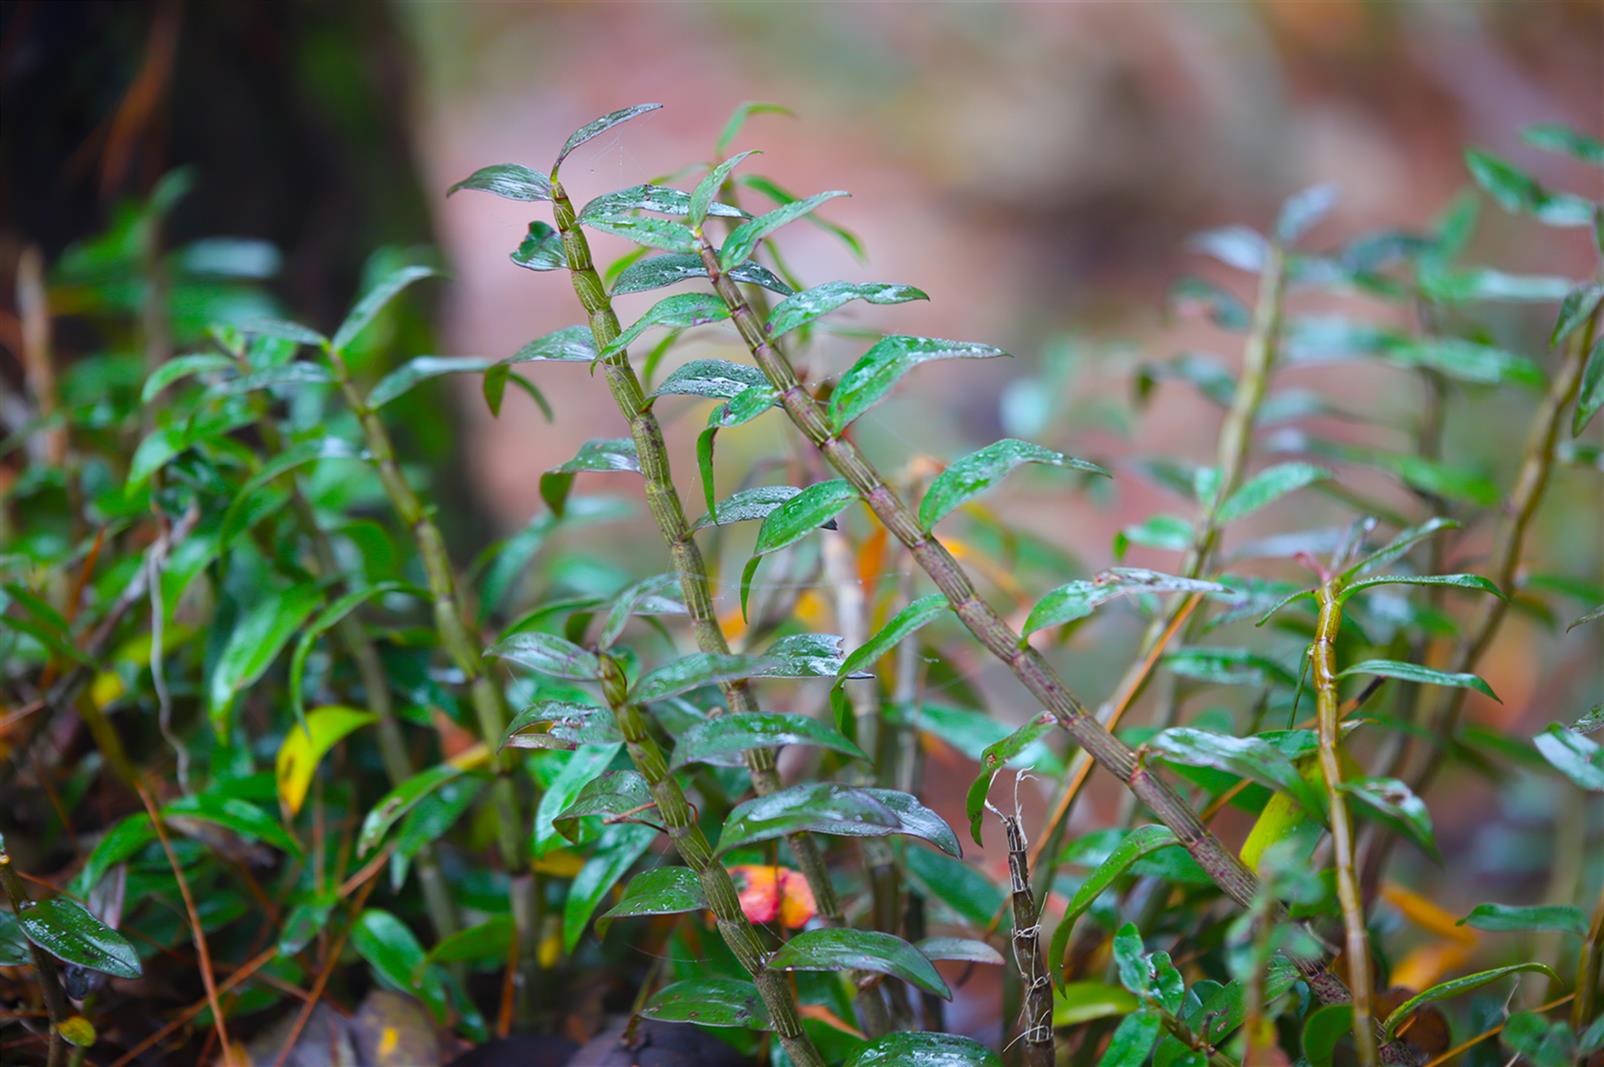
[2,103,1601,1067]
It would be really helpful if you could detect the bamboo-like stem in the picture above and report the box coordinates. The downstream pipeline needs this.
[0,850,71,1067]
[1407,307,1599,795]
[547,182,847,941]
[228,345,459,942]
[1311,574,1376,1067]
[322,349,539,1010]
[595,655,824,1067]
[994,804,1052,1067]
[1574,876,1604,1029]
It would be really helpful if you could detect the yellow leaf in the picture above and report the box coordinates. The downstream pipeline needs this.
[1390,938,1475,993]
[276,706,377,816]
[1381,883,1478,945]
[532,850,586,879]
[1239,750,1360,874]
[794,589,827,627]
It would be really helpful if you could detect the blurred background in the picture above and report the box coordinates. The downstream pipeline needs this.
[3,0,1601,1040]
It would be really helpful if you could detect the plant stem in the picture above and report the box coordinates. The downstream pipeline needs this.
[1575,875,1604,1029]
[996,806,1052,1067]
[595,656,824,1067]
[547,182,848,949]
[229,345,459,944]
[1312,573,1376,1067]
[323,349,539,1013]
[0,850,71,1067]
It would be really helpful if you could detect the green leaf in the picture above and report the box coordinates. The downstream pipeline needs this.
[1338,659,1498,702]
[597,573,687,649]
[0,912,30,967]
[223,438,367,546]
[510,221,565,271]
[1460,902,1587,937]
[1112,923,1150,996]
[716,783,898,853]
[1190,226,1269,271]
[1339,573,1504,604]
[628,642,844,703]
[829,335,1009,431]
[160,790,303,856]
[532,744,622,855]
[447,163,551,202]
[582,213,698,254]
[599,867,707,930]
[690,150,759,229]
[332,264,440,352]
[1059,826,1178,935]
[1023,570,1227,639]
[554,103,662,171]
[1380,962,1558,1035]
[1098,1008,1162,1067]
[74,816,156,894]
[1114,515,1193,560]
[752,479,857,557]
[141,353,236,402]
[650,358,769,401]
[767,281,928,339]
[484,325,596,415]
[693,485,802,531]
[288,583,410,727]
[1146,729,1324,815]
[553,769,649,843]
[641,978,770,1029]
[966,714,1057,844]
[1053,981,1140,1027]
[668,712,864,769]
[351,908,446,1020]
[611,253,792,297]
[242,317,328,348]
[1501,1011,1578,1067]
[360,762,471,854]
[916,936,1005,965]
[1165,647,1297,688]
[1302,1003,1354,1067]
[368,356,497,409]
[1534,724,1604,791]
[601,294,729,358]
[920,439,1109,530]
[487,632,601,681]
[768,928,950,999]
[717,101,794,154]
[423,915,514,971]
[18,898,141,979]
[1465,148,1595,227]
[864,787,963,857]
[1215,463,1330,523]
[1348,517,1460,578]
[903,849,1006,928]
[501,702,620,752]
[1385,338,1545,389]
[1553,284,1604,346]
[579,183,743,223]
[1575,335,1604,436]
[1523,123,1604,165]
[845,1033,1001,1067]
[1276,184,1338,245]
[837,594,948,684]
[1339,776,1437,859]
[720,190,850,270]
[539,437,640,517]
[208,583,322,736]
[564,822,655,951]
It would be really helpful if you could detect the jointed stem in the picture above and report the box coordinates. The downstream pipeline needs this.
[1575,876,1604,1029]
[324,351,539,1012]
[1311,575,1376,1067]
[596,657,825,1067]
[547,183,849,952]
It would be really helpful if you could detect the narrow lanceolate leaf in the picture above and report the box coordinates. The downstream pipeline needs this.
[692,485,802,531]
[641,979,770,1029]
[1386,338,1545,390]
[511,221,565,271]
[629,653,761,703]
[717,784,898,853]
[276,706,376,816]
[1575,335,1604,436]
[1099,1009,1163,1067]
[917,937,1005,966]
[829,336,1009,431]
[904,850,1006,929]
[1189,225,1269,272]
[1059,826,1178,932]
[752,479,857,557]
[1381,963,1558,1036]
[1553,284,1604,347]
[288,582,410,726]
[610,253,792,297]
[1523,123,1604,164]
[599,868,707,929]
[141,353,235,402]
[367,356,496,409]
[601,294,729,358]
[1276,184,1338,245]
[1146,728,1325,816]
[690,150,759,229]
[18,898,141,979]
[766,281,929,339]
[1165,647,1297,688]
[837,594,949,683]
[1022,569,1228,639]
[579,183,744,223]
[1340,776,1438,859]
[845,1033,1001,1067]
[1339,573,1504,604]
[720,189,850,270]
[1338,659,1499,702]
[564,822,656,951]
[208,584,323,735]
[423,915,513,970]
[486,632,601,681]
[331,264,440,352]
[1569,603,1604,632]
[500,702,620,751]
[1215,463,1330,523]
[597,573,686,649]
[1460,903,1588,937]
[769,928,951,1000]
[1464,149,1595,227]
[1349,517,1460,578]
[863,788,963,857]
[242,318,328,348]
[920,439,1109,530]
[163,793,304,856]
[539,437,640,517]
[351,909,446,1019]
[484,325,596,415]
[447,163,552,202]
[649,358,769,401]
[966,714,1057,845]
[554,102,662,171]
[582,214,698,255]
[359,759,475,853]
[668,712,864,769]
[1534,724,1604,791]
[554,770,651,843]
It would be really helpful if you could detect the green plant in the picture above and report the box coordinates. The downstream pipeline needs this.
[2,105,1600,1067]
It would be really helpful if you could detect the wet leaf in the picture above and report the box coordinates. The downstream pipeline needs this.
[510,221,565,271]
[1146,728,1324,815]
[583,213,698,254]
[1339,573,1504,604]
[19,898,141,979]
[276,707,376,816]
[1338,659,1498,702]
[368,356,497,409]
[829,335,1009,431]
[447,164,551,202]
[921,439,1108,531]
[1340,776,1438,859]
[424,915,514,970]
[1381,962,1558,1035]
[554,103,662,171]
[351,908,447,1021]
[845,1032,1001,1066]
[564,822,656,951]
[553,769,650,843]
[501,702,621,752]
[641,978,770,1029]
[487,632,601,681]
[716,783,898,853]
[720,190,850,270]
[601,294,729,358]
[767,281,928,339]
[1534,724,1604,791]
[1099,1008,1163,1066]
[669,712,864,769]
[916,936,1004,966]
[966,714,1057,844]
[611,253,791,297]
[768,928,951,999]
[693,485,802,531]
[903,849,1005,929]
[689,150,759,229]
[597,573,687,649]
[650,358,769,401]
[599,867,706,929]
[1215,463,1330,523]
